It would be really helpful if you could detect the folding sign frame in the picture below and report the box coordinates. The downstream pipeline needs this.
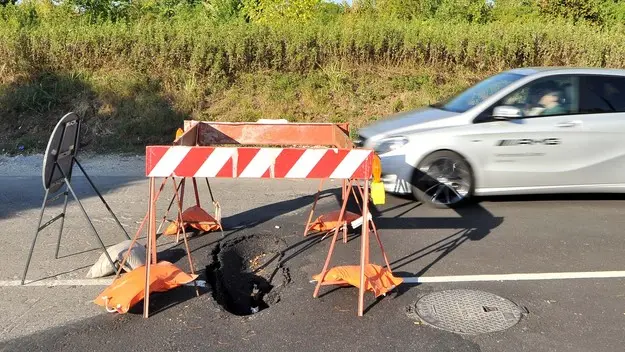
[21,112,131,284]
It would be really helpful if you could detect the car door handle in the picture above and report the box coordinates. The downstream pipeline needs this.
[556,120,582,128]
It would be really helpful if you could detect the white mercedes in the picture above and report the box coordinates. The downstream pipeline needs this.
[357,67,625,208]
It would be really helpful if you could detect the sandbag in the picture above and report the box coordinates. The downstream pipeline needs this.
[312,264,403,297]
[182,205,220,232]
[163,221,181,236]
[309,210,360,232]
[163,205,220,236]
[86,240,146,279]
[94,261,198,314]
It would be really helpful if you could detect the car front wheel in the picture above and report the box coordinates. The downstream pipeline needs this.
[411,150,474,209]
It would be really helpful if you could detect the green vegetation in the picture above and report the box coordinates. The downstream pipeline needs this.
[1,0,625,153]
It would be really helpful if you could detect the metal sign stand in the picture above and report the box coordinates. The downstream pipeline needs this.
[21,112,131,285]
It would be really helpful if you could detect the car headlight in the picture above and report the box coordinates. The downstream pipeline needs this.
[374,137,409,154]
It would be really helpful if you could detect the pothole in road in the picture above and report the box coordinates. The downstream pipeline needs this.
[406,289,527,335]
[206,234,290,316]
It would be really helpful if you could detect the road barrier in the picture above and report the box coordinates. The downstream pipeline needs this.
[114,121,398,317]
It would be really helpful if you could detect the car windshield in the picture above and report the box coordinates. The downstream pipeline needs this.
[432,72,525,113]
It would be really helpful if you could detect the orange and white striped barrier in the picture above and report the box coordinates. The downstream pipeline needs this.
[146,147,374,179]
[128,121,395,318]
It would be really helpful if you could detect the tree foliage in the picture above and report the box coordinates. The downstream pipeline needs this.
[242,0,321,24]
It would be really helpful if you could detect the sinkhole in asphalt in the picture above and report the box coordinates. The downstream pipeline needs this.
[406,289,527,335]
[206,234,290,316]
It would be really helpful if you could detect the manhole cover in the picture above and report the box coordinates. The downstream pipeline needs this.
[411,289,524,335]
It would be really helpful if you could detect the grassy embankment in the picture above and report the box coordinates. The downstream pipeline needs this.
[1,1,625,153]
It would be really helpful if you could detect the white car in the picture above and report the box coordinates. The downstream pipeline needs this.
[356,67,625,208]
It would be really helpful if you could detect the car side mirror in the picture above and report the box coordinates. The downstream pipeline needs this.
[493,106,523,120]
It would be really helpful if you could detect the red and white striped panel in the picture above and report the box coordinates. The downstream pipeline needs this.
[146,146,374,179]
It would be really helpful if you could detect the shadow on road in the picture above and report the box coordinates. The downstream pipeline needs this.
[380,203,502,272]
[364,198,504,308]
[0,175,145,221]
[478,193,625,203]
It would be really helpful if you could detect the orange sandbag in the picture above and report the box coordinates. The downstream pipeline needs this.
[313,264,403,297]
[309,210,360,232]
[94,261,198,314]
[163,205,220,236]
[163,221,182,236]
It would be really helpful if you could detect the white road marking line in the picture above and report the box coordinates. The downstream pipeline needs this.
[0,278,206,287]
[400,271,625,284]
[6,271,625,288]
[0,279,114,287]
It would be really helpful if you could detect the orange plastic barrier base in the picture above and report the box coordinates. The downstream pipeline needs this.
[94,261,198,314]
[163,205,220,235]
[313,264,403,298]
[308,210,360,232]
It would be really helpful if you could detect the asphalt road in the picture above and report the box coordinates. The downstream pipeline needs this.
[1,154,624,352]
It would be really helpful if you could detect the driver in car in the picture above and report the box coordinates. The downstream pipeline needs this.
[526,86,567,116]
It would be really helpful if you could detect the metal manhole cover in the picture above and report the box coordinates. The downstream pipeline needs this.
[411,289,524,335]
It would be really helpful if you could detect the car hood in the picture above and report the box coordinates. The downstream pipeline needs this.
[358,107,461,140]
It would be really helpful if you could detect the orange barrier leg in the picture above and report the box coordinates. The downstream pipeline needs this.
[304,179,324,237]
[115,177,169,279]
[351,180,362,212]
[319,220,348,243]
[313,223,343,298]
[149,184,158,266]
[340,182,351,244]
[170,177,200,297]
[192,178,201,207]
[354,183,392,272]
[313,179,387,316]
[162,177,222,239]
[358,182,370,266]
[171,178,186,238]
[205,178,224,234]
[144,177,156,318]
[115,175,200,319]
[177,178,187,243]
[171,178,186,242]
[156,180,183,235]
[313,181,353,298]
[349,179,367,245]
[370,220,392,272]
[307,178,360,241]
[358,179,370,317]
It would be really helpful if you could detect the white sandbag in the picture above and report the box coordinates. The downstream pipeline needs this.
[86,240,146,278]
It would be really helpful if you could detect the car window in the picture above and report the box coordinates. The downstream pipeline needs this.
[432,72,525,113]
[476,75,578,122]
[579,75,625,113]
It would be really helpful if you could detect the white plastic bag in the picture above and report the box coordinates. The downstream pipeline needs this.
[86,240,146,278]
